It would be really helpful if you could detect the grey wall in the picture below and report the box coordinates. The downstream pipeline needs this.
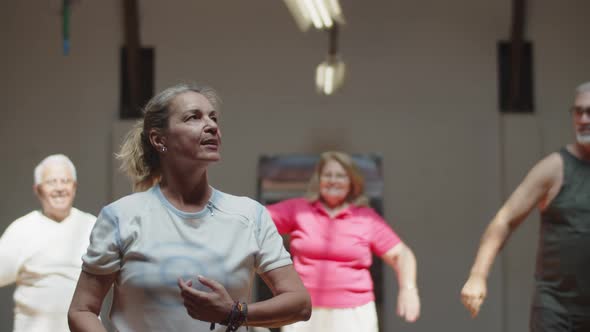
[1,1,588,331]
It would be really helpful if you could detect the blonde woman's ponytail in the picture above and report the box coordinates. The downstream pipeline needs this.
[117,120,160,191]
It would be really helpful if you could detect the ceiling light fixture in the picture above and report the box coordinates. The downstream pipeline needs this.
[316,25,345,95]
[284,0,345,31]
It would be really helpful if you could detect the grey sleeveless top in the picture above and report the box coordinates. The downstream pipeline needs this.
[533,148,590,315]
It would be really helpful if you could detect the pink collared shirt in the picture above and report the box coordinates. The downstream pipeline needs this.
[267,198,401,308]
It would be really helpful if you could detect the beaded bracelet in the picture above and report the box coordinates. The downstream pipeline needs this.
[210,301,248,331]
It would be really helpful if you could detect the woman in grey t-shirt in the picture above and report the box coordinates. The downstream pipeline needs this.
[68,83,311,332]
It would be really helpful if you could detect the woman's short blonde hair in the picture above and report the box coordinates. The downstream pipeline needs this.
[306,151,369,207]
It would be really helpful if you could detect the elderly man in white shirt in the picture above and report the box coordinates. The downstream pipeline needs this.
[0,154,96,332]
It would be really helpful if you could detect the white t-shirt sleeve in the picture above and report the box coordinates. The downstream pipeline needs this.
[0,221,25,286]
[254,205,292,274]
[82,207,122,275]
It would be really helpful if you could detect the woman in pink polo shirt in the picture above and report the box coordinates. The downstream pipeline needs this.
[267,151,420,332]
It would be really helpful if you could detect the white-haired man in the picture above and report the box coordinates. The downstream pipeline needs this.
[461,82,590,331]
[0,154,96,332]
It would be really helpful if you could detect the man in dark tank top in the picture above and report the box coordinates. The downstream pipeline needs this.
[461,81,590,331]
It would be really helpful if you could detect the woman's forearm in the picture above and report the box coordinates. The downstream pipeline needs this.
[246,289,311,328]
[68,311,107,332]
[387,244,421,322]
[394,246,418,289]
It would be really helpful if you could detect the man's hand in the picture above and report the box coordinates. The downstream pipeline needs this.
[460,274,487,318]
